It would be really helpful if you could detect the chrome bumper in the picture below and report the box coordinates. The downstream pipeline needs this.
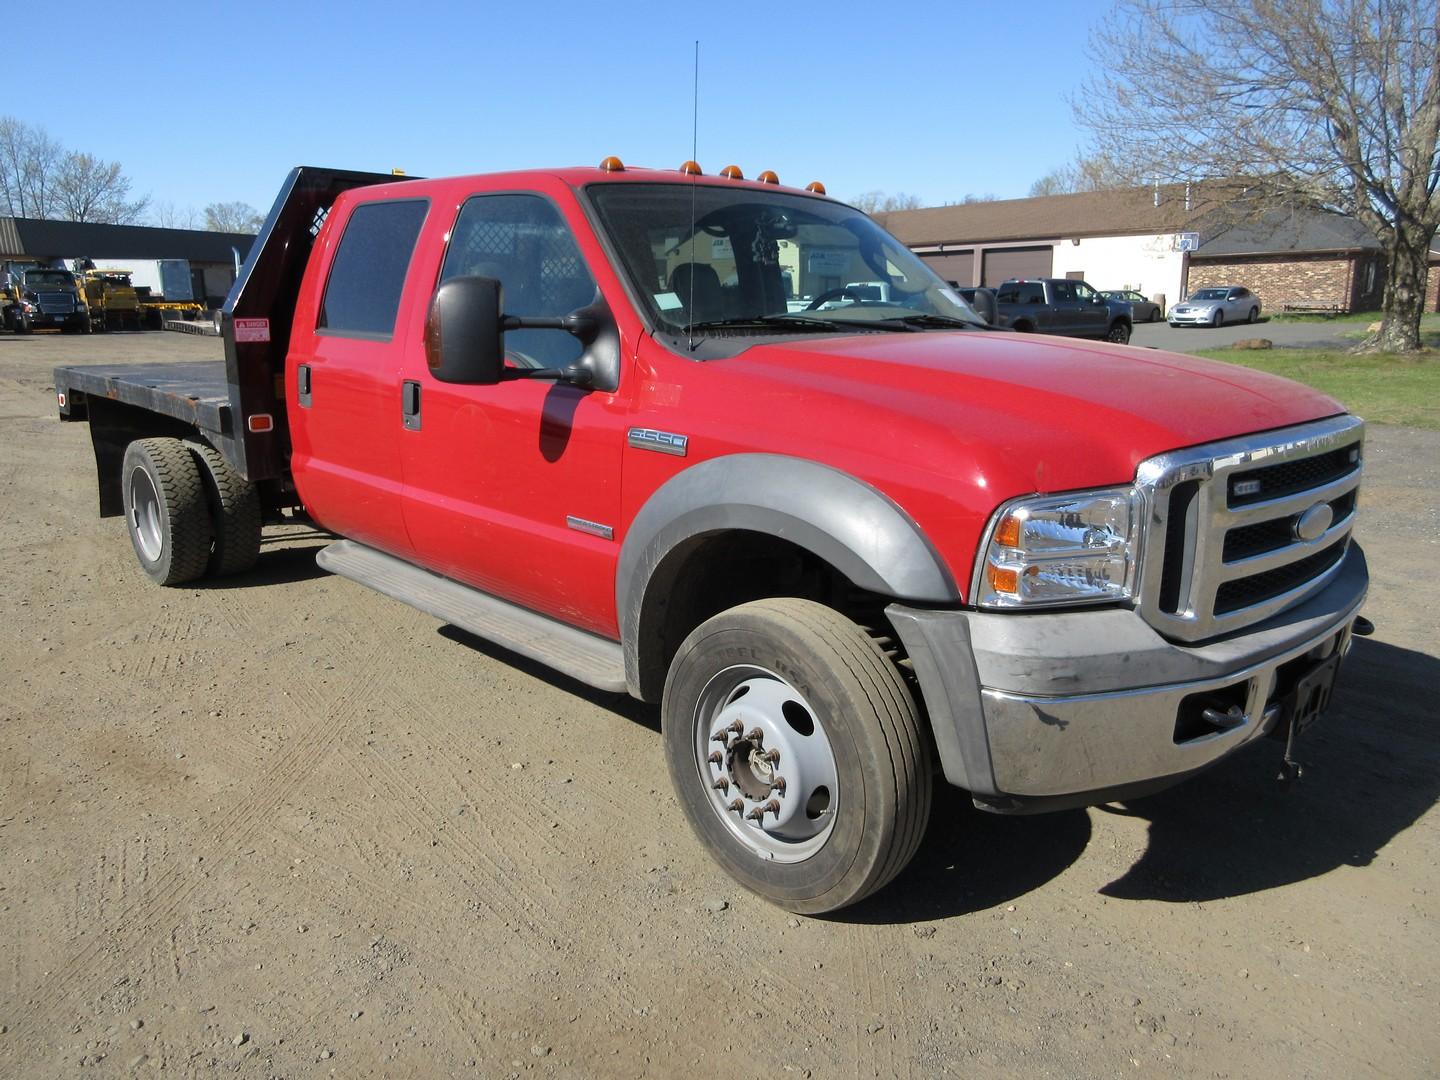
[888,544,1367,809]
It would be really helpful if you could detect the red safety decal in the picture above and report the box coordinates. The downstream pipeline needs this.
[234,317,271,343]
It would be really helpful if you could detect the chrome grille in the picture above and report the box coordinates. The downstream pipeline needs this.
[1135,415,1364,642]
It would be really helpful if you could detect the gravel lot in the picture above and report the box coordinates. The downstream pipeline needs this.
[1129,316,1364,353]
[0,329,1436,1079]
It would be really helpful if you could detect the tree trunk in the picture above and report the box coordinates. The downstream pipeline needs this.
[1372,223,1435,353]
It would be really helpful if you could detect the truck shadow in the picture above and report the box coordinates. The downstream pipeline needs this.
[1095,637,1439,902]
[192,538,332,589]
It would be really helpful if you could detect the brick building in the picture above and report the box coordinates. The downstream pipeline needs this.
[882,187,1428,316]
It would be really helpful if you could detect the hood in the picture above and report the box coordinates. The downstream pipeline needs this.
[705,329,1343,500]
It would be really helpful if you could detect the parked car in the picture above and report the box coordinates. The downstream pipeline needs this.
[1169,286,1261,327]
[1102,289,1164,322]
[993,277,1132,343]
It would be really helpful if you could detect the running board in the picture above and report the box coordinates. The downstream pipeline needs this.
[316,540,627,693]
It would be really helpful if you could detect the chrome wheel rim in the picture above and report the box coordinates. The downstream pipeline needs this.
[128,465,163,562]
[693,665,838,863]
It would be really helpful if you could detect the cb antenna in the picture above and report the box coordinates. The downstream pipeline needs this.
[687,39,700,353]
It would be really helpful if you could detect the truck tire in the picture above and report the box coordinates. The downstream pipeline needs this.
[121,438,212,585]
[187,441,262,576]
[662,598,932,914]
[1107,321,1131,344]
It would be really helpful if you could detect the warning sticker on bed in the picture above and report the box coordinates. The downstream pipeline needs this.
[234,317,271,343]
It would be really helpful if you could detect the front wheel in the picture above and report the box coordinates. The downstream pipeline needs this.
[1107,321,1131,344]
[663,598,932,914]
[1212,310,1224,327]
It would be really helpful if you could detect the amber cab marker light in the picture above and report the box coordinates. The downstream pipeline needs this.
[757,170,779,185]
[805,180,827,194]
[599,156,625,173]
[994,514,1022,549]
[720,165,744,180]
[679,160,702,176]
[247,414,274,433]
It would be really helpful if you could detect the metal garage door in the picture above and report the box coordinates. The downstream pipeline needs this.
[919,250,975,286]
[982,246,1054,286]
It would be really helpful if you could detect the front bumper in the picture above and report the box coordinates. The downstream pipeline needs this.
[888,544,1368,812]
[1168,309,1218,325]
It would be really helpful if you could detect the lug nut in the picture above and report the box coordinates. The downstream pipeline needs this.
[712,777,730,794]
[761,799,781,818]
[773,777,786,796]
[707,751,723,765]
[745,727,765,744]
[765,748,781,766]
[727,799,745,814]
[711,731,730,744]
[727,719,745,734]
[746,807,766,823]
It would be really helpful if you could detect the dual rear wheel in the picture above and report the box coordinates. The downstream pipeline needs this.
[121,437,261,585]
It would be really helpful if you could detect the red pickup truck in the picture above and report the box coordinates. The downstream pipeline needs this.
[55,162,1369,913]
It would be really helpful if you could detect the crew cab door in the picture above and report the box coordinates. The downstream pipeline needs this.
[287,197,430,559]
[1070,280,1109,336]
[396,186,630,637]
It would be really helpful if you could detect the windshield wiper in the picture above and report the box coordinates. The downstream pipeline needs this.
[869,313,991,331]
[683,313,909,334]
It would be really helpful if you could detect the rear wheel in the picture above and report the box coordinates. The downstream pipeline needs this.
[1247,307,1259,323]
[187,441,262,576]
[121,438,212,585]
[1150,307,1163,322]
[663,598,932,914]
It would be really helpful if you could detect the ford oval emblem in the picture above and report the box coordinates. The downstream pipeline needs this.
[1293,503,1334,542]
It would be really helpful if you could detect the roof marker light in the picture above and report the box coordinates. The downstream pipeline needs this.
[720,165,744,180]
[679,160,702,175]
[757,170,779,184]
[599,156,625,172]
[805,180,827,195]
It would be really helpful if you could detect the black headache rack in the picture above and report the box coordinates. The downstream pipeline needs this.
[55,166,407,513]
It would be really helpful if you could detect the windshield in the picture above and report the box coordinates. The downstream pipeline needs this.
[587,182,980,335]
[1190,288,1228,301]
[25,270,74,287]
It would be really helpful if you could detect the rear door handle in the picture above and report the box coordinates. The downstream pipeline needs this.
[401,380,421,431]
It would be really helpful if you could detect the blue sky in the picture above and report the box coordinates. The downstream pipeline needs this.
[15,0,1113,220]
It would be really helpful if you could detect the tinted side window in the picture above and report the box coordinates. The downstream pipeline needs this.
[1018,282,1046,303]
[1052,281,1078,302]
[441,194,597,368]
[319,199,429,337]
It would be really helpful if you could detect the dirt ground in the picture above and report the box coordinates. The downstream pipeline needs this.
[0,329,1435,1080]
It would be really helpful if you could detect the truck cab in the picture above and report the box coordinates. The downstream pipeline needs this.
[994,276,1132,342]
[22,267,91,332]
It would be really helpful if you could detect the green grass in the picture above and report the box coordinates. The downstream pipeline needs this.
[1197,345,1440,428]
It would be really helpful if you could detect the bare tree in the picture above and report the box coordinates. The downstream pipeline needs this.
[151,201,201,230]
[0,117,63,218]
[54,152,149,224]
[203,201,266,234]
[850,190,924,213]
[1028,154,1132,197]
[1084,0,1440,352]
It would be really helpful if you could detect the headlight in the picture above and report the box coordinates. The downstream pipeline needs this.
[975,487,1142,609]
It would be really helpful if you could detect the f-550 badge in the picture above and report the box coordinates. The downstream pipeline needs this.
[627,428,689,456]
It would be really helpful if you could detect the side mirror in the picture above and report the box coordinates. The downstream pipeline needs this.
[425,276,505,385]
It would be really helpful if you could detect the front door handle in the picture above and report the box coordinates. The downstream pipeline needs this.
[401,380,422,431]
[297,364,312,408]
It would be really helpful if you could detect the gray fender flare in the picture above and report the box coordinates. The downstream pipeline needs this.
[616,453,959,700]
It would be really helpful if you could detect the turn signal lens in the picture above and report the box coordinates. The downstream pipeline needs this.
[720,164,744,180]
[987,564,1020,595]
[599,155,625,172]
[994,514,1021,549]
[679,160,702,175]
